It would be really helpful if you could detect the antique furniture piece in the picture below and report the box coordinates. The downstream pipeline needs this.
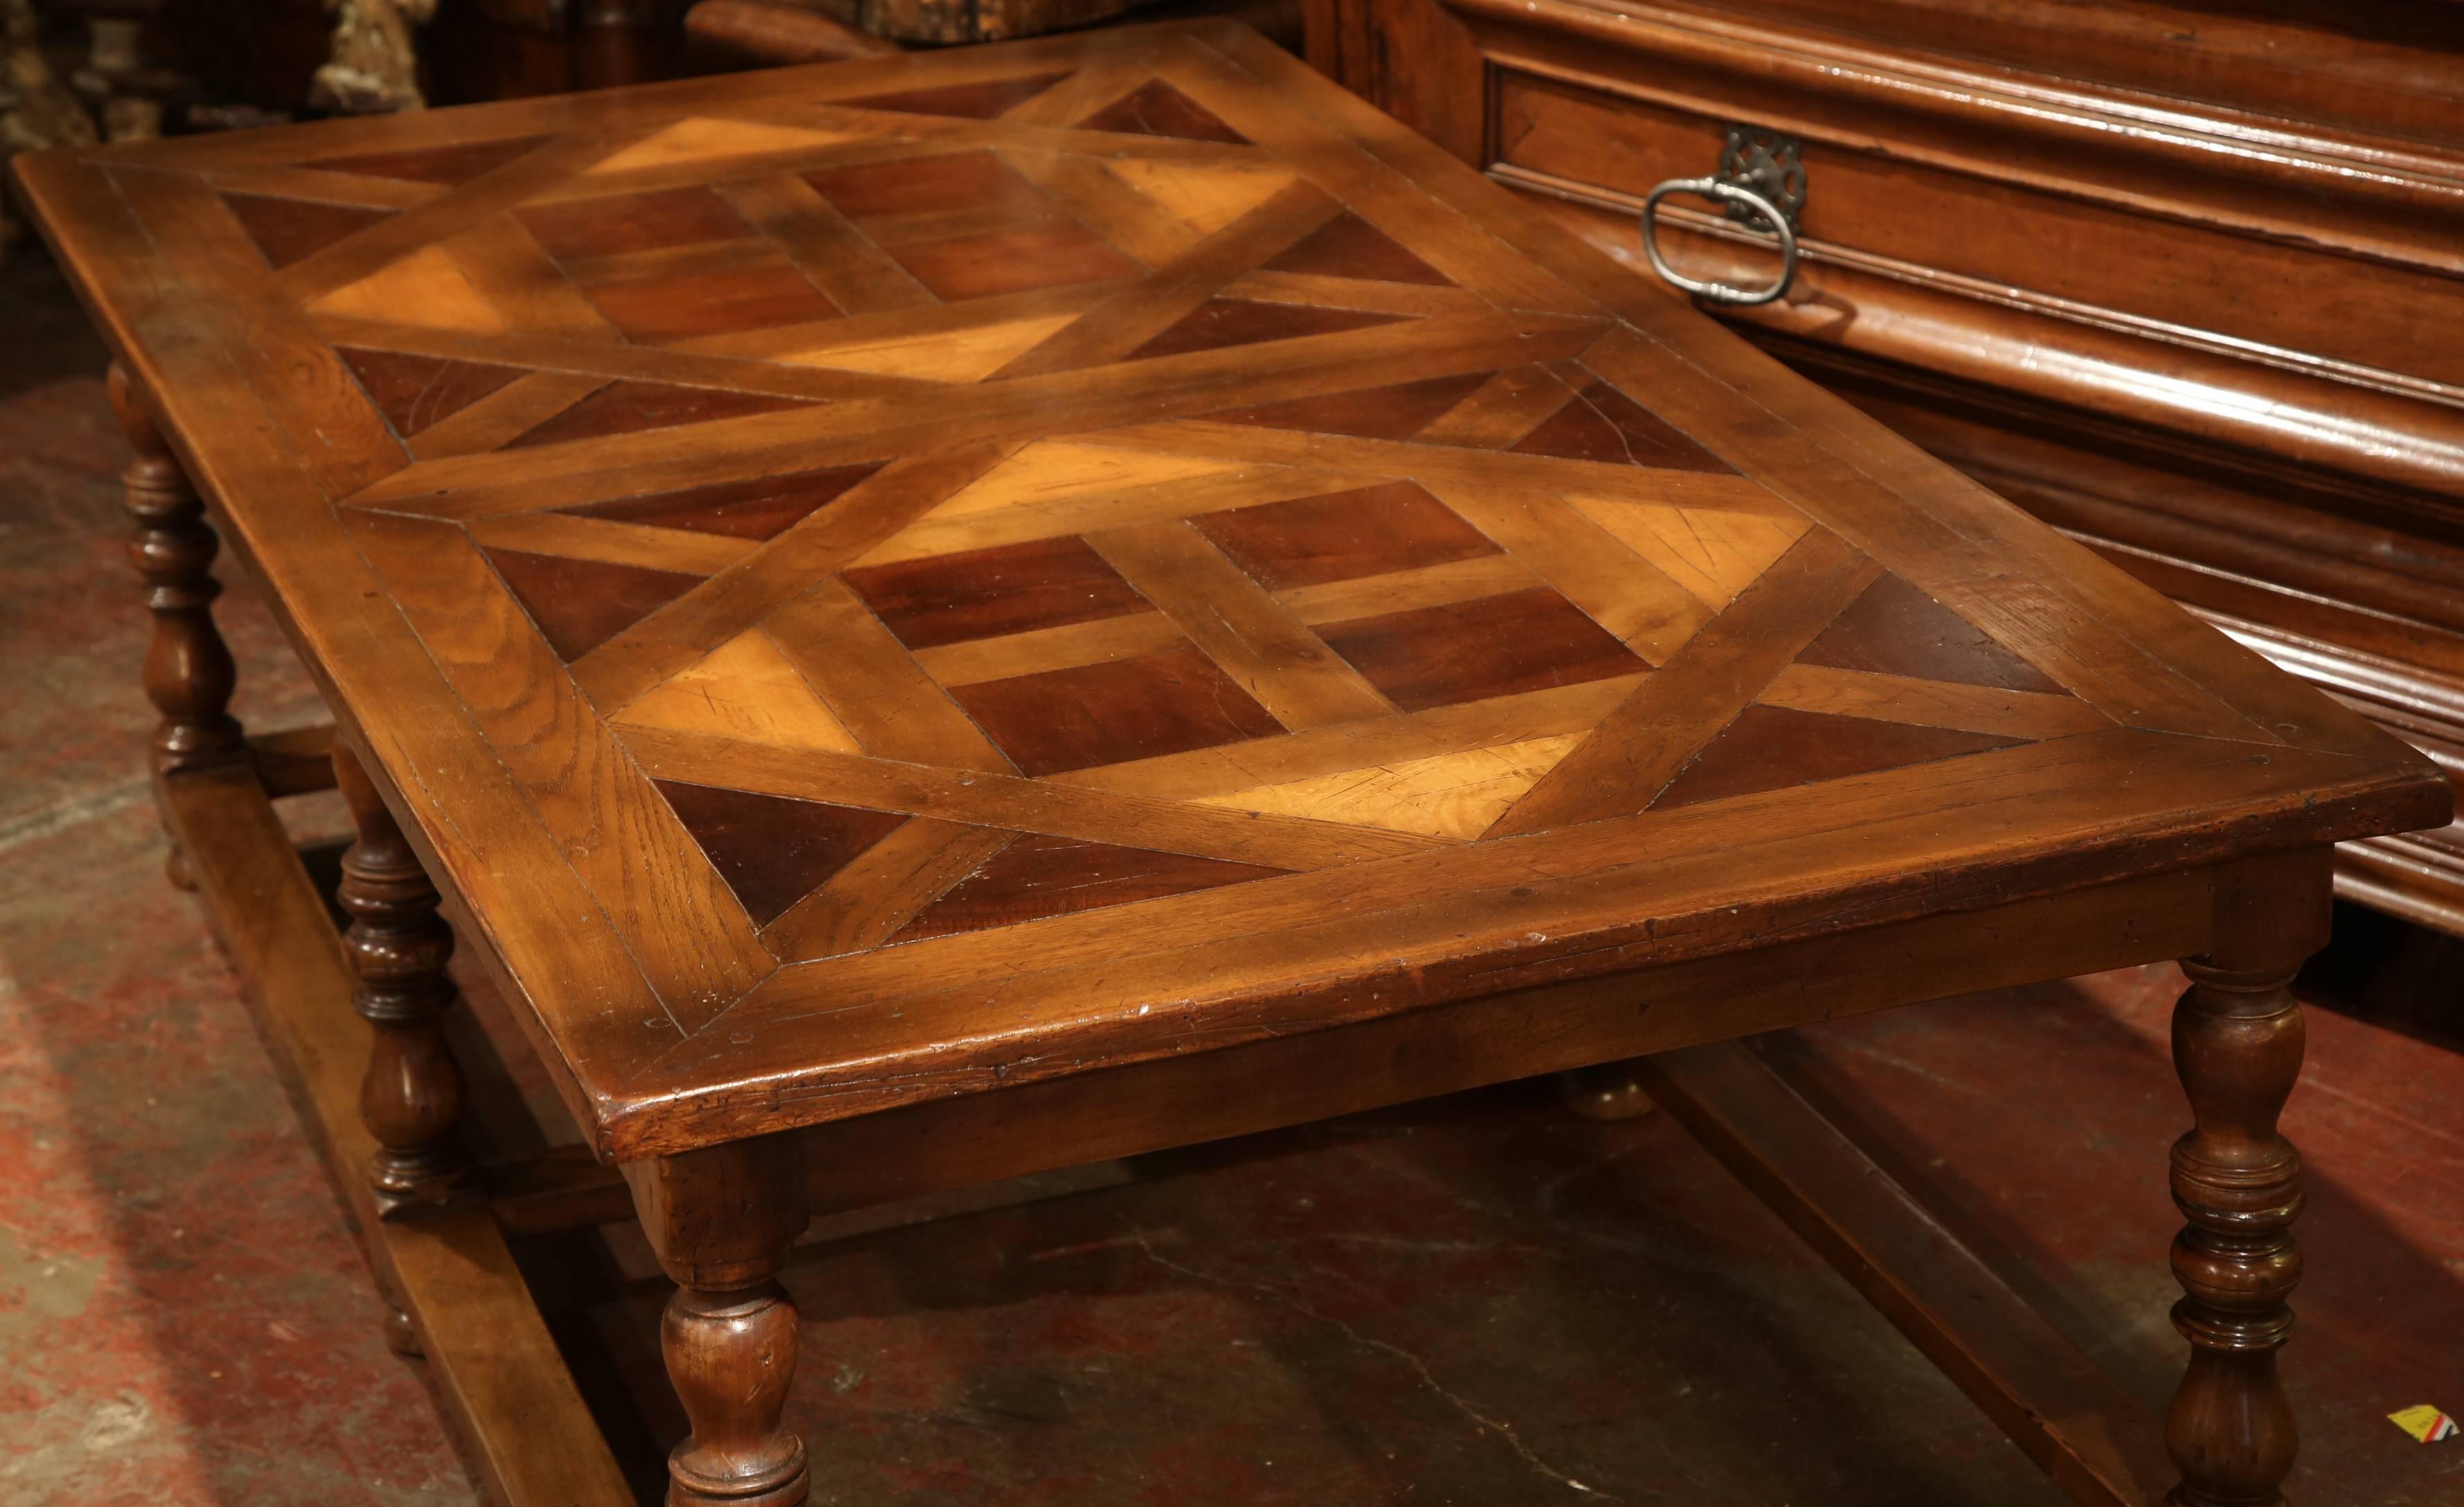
[12,21,2449,1504]
[1305,0,2464,939]
[682,0,1302,65]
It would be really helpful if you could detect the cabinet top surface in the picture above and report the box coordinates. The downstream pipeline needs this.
[15,21,2445,1156]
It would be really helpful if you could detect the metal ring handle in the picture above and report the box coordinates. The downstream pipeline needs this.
[1639,176,1799,308]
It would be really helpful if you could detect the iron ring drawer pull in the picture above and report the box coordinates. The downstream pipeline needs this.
[1639,177,1799,308]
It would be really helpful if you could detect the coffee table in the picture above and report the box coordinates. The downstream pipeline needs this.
[14,22,2449,1505]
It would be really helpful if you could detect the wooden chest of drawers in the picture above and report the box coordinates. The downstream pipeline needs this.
[1307,0,2464,934]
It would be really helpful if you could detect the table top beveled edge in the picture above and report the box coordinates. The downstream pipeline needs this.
[593,722,2445,1158]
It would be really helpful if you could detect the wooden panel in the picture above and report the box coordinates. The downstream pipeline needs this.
[911,611,1191,686]
[1076,79,1252,145]
[1758,663,2112,741]
[764,820,1018,959]
[1189,478,1500,589]
[1086,521,1396,729]
[610,628,862,753]
[717,173,936,313]
[573,445,1012,713]
[620,722,1444,869]
[472,512,755,580]
[1491,527,1878,835]
[1492,70,2464,394]
[1650,704,2026,812]
[1275,552,1541,625]
[890,223,1140,302]
[764,577,1019,769]
[482,544,706,661]
[338,347,525,437]
[892,834,1287,941]
[1196,733,1579,839]
[1124,296,1403,361]
[997,146,1210,266]
[501,380,815,451]
[844,534,1154,650]
[1432,482,1720,662]
[1056,674,1641,800]
[222,192,396,270]
[349,510,775,1023]
[950,643,1288,774]
[562,464,884,541]
[850,462,1373,567]
[1316,584,1646,713]
[438,216,617,341]
[657,779,910,927]
[989,177,1341,378]
[579,256,841,344]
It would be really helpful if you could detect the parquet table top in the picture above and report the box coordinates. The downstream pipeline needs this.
[15,22,2446,1158]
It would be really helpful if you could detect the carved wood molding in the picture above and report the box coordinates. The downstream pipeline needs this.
[1530,188,2464,507]
[1443,0,2464,273]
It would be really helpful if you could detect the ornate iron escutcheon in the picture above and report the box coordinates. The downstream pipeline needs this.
[1716,127,1804,236]
[1639,123,1806,307]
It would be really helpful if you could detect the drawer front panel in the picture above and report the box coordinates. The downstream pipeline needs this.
[1491,68,2464,400]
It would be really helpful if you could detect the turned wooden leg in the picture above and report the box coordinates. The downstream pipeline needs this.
[110,362,243,887]
[333,742,471,1211]
[2165,849,2330,1507]
[626,1138,812,1507]
[383,1303,423,1358]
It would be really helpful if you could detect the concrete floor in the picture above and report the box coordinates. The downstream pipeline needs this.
[5,247,2463,1505]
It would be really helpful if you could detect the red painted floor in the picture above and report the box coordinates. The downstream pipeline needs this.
[4,249,2462,1504]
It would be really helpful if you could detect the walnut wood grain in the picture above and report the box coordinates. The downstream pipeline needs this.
[25,25,2452,1506]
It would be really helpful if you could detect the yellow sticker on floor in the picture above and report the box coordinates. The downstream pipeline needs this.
[2389,1404,2458,1443]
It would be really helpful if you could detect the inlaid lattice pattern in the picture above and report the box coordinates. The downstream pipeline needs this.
[110,31,2167,992]
[39,17,2426,1151]
[563,412,2103,956]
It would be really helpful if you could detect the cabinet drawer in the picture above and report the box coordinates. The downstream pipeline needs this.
[1489,67,2464,400]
